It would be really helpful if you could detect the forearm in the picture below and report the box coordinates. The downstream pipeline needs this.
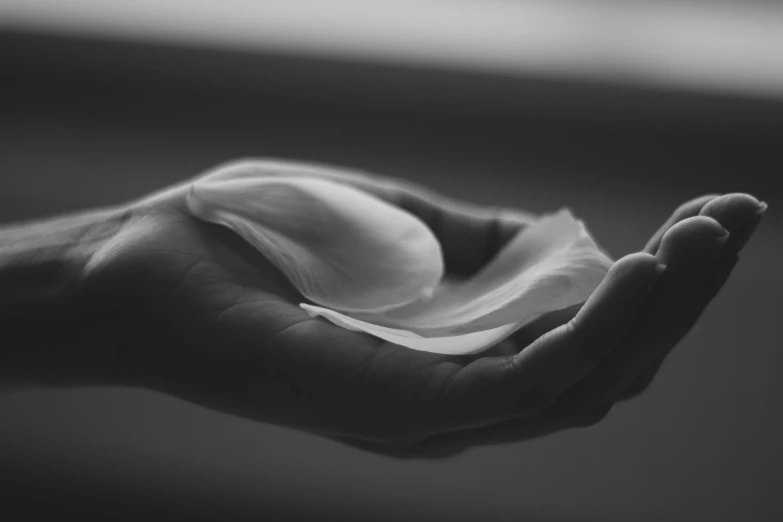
[0,208,129,388]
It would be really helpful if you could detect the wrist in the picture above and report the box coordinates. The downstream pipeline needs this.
[0,207,131,387]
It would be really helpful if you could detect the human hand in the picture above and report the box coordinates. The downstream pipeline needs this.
[20,159,764,457]
[357,192,767,458]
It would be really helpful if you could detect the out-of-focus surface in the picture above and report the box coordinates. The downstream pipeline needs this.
[3,0,783,99]
[1,5,782,520]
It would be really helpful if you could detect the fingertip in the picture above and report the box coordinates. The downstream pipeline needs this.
[699,193,763,228]
[658,216,728,253]
[644,195,722,255]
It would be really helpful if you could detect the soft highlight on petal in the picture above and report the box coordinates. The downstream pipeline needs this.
[300,210,612,355]
[301,303,524,355]
[348,211,613,335]
[187,160,614,356]
[187,175,444,313]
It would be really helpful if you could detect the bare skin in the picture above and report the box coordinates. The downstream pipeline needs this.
[0,159,766,458]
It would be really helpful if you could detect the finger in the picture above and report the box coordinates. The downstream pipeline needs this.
[346,171,534,277]
[474,338,521,359]
[618,251,740,401]
[509,302,583,349]
[516,253,664,396]
[617,194,764,401]
[430,253,663,432]
[699,194,767,254]
[201,158,534,277]
[390,189,533,278]
[644,194,719,254]
[478,302,586,361]
[507,193,749,357]
[562,216,729,406]
[404,198,764,445]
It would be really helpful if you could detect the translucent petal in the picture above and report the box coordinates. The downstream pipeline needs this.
[301,303,525,355]
[302,210,613,355]
[349,210,613,334]
[188,175,444,313]
[186,161,612,355]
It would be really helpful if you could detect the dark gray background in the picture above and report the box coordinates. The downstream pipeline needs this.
[1,30,781,521]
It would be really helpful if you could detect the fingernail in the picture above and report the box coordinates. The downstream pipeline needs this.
[716,228,731,245]
[756,201,768,215]
[654,263,667,276]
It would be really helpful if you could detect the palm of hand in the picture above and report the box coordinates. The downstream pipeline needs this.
[87,193,459,447]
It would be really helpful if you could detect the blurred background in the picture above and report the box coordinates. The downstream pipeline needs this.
[1,1,781,520]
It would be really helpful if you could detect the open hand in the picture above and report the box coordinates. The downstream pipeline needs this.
[70,160,766,457]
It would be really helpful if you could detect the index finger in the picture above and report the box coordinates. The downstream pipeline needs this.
[426,252,664,433]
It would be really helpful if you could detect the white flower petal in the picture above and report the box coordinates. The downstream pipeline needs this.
[187,161,613,356]
[187,175,444,313]
[301,303,526,355]
[349,210,613,335]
